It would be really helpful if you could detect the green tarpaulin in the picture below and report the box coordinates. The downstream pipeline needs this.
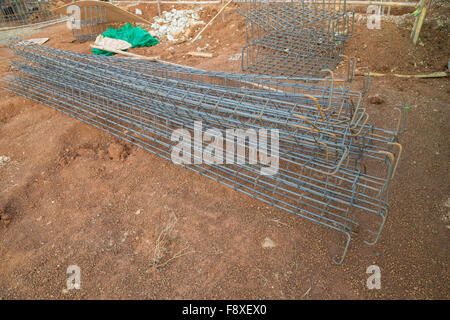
[92,23,159,56]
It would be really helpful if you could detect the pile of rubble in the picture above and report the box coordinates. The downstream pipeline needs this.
[149,8,205,42]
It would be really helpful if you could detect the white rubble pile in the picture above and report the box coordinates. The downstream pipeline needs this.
[149,8,205,42]
[354,13,414,27]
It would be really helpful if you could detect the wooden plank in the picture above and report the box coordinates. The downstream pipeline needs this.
[26,38,50,45]
[187,51,213,58]
[90,44,160,60]
[412,6,428,45]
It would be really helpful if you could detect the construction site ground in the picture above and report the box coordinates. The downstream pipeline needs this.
[0,3,449,299]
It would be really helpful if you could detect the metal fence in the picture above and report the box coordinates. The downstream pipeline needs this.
[0,0,55,28]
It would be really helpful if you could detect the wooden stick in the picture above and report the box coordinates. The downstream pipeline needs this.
[187,51,213,58]
[355,71,448,78]
[411,0,424,44]
[393,71,448,78]
[91,44,198,68]
[412,6,428,45]
[339,1,417,6]
[90,44,160,61]
[191,0,233,43]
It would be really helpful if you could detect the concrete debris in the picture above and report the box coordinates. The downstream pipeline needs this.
[149,8,205,42]
[262,237,276,249]
[354,13,414,27]
[196,43,210,52]
[368,94,384,105]
[229,53,242,61]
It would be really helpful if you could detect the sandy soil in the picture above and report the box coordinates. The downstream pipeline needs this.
[0,2,449,299]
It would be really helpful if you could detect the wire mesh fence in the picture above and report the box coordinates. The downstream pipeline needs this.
[0,0,56,28]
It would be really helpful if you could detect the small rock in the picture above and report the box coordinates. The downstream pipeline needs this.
[0,155,10,167]
[444,198,450,208]
[229,53,242,61]
[262,237,276,249]
[1,214,11,225]
[369,94,384,105]
[433,19,444,30]
[172,30,182,39]
[135,209,142,215]
[108,143,124,160]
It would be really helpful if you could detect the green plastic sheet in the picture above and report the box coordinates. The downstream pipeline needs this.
[92,23,159,56]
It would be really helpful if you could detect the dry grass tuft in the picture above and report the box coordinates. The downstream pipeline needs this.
[151,213,194,269]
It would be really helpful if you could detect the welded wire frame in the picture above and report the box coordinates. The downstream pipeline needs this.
[113,52,369,98]
[71,5,108,42]
[9,43,398,167]
[0,0,55,28]
[241,29,345,78]
[2,43,403,263]
[236,0,354,77]
[7,43,400,202]
[237,0,354,41]
[237,0,350,16]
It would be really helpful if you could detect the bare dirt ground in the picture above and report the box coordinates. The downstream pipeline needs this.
[0,2,449,299]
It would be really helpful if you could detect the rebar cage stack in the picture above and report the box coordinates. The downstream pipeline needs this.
[0,0,55,28]
[236,0,354,78]
[2,42,404,263]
